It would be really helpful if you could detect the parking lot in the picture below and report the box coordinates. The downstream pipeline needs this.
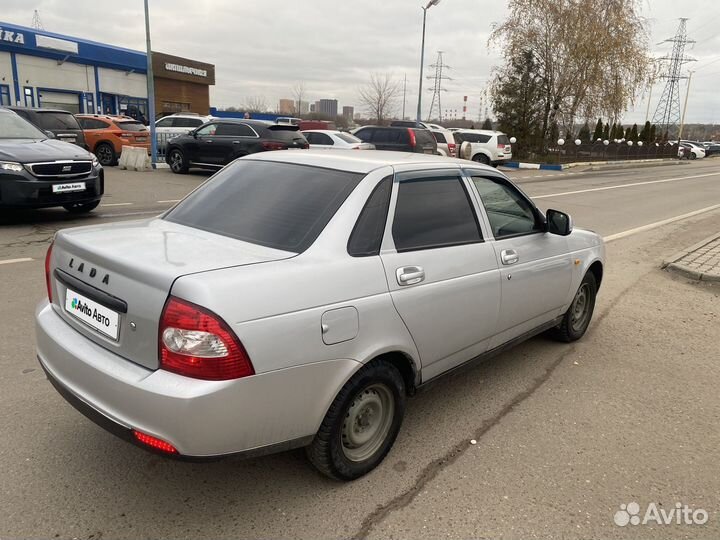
[1,160,720,539]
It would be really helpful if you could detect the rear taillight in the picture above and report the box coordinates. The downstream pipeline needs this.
[449,143,457,157]
[262,141,287,151]
[45,242,54,302]
[133,430,178,454]
[497,143,505,149]
[159,296,254,381]
[407,128,417,147]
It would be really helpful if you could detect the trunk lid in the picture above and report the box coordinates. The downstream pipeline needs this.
[49,218,294,370]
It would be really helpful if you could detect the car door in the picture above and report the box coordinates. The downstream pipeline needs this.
[466,172,573,346]
[379,168,502,381]
[190,122,222,164]
[214,122,257,163]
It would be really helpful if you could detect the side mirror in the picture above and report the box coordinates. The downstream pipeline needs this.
[44,130,56,139]
[191,130,198,139]
[546,209,573,236]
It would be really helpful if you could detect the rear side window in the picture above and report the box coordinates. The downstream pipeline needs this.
[267,127,308,144]
[413,129,436,146]
[78,118,108,129]
[458,132,491,144]
[37,112,81,130]
[348,177,392,257]
[432,131,447,144]
[373,129,407,144]
[392,175,482,252]
[116,121,147,132]
[165,161,363,253]
[174,117,204,128]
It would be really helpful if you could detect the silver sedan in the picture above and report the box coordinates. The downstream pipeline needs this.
[36,151,604,480]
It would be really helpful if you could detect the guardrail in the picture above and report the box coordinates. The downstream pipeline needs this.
[545,142,680,163]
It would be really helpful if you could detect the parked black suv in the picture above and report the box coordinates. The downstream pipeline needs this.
[353,126,438,154]
[7,107,87,149]
[165,119,309,174]
[0,108,103,212]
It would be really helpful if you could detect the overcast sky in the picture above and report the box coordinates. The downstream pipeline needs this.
[3,0,720,124]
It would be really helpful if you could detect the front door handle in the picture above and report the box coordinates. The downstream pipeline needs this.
[501,249,519,265]
[396,266,425,286]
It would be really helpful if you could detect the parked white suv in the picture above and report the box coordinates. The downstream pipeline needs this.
[154,113,215,149]
[454,129,512,166]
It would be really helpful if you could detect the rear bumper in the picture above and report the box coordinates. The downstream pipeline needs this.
[35,300,359,458]
[0,169,103,209]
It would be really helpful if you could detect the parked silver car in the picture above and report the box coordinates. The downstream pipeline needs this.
[36,151,604,480]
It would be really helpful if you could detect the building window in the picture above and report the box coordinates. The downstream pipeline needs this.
[161,101,191,113]
[24,87,35,108]
[0,85,10,106]
[85,93,95,114]
[118,96,148,123]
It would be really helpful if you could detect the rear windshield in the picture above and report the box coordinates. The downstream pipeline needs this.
[164,160,363,253]
[413,129,436,145]
[36,112,81,130]
[432,131,447,144]
[336,132,362,144]
[267,126,308,143]
[497,135,510,145]
[116,121,147,132]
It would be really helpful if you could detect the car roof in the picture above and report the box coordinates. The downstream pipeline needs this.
[300,129,344,134]
[245,149,474,174]
[76,114,137,121]
[208,118,272,126]
[357,125,424,131]
[7,106,73,114]
[456,129,501,135]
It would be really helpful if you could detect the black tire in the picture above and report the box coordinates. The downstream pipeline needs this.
[94,143,116,166]
[472,153,490,165]
[168,148,189,174]
[62,200,100,214]
[549,271,597,342]
[690,152,697,160]
[306,360,406,481]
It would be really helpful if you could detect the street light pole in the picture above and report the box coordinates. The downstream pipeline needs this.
[144,0,157,168]
[416,0,441,127]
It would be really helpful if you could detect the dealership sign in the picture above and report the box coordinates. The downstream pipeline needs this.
[164,62,207,78]
[0,28,25,44]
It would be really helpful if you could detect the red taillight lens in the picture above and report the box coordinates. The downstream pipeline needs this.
[497,143,505,149]
[449,143,457,157]
[133,430,178,454]
[262,141,287,151]
[407,128,417,147]
[45,242,54,302]
[159,296,254,381]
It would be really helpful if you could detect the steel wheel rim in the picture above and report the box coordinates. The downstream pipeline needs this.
[341,383,394,462]
[96,145,113,165]
[570,283,591,332]
[169,151,183,171]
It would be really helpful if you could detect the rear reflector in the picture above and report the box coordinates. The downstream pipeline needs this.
[133,430,178,454]
[45,242,54,302]
[159,296,255,381]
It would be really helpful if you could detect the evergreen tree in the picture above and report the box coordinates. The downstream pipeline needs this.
[602,122,610,140]
[610,122,618,139]
[630,123,639,141]
[616,124,624,139]
[624,126,632,140]
[639,121,649,142]
[578,122,591,142]
[593,118,604,140]
[649,124,657,142]
[482,118,493,130]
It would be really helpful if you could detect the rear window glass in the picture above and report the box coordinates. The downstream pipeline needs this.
[117,121,147,132]
[336,132,361,144]
[165,160,363,253]
[432,131,447,144]
[268,127,307,143]
[413,129,436,145]
[497,135,510,145]
[37,112,81,130]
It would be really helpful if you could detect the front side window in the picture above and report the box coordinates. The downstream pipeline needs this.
[165,161,363,253]
[392,175,482,252]
[196,123,217,136]
[471,176,541,238]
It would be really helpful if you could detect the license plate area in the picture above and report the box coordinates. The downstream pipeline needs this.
[64,287,120,340]
[53,182,86,193]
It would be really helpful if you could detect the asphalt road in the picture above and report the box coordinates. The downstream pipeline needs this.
[1,159,719,540]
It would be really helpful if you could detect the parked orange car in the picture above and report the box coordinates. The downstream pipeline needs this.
[75,114,151,166]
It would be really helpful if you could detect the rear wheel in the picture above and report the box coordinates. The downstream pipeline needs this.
[306,361,406,481]
[549,271,597,342]
[690,152,697,160]
[94,143,116,166]
[168,148,188,174]
[63,200,100,214]
[472,153,490,165]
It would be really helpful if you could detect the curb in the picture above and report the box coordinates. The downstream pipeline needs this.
[502,162,563,171]
[661,232,720,282]
[503,158,682,172]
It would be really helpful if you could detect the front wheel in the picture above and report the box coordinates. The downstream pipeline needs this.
[690,152,697,160]
[168,148,188,174]
[63,200,100,214]
[549,271,597,342]
[306,361,406,481]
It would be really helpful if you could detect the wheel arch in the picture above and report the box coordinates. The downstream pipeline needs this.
[93,139,117,154]
[588,260,603,291]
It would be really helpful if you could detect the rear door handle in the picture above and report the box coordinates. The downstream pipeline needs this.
[501,249,519,265]
[396,266,425,286]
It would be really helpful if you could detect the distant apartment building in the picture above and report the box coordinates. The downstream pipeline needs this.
[318,98,338,118]
[278,98,295,114]
[342,106,354,120]
[309,102,316,113]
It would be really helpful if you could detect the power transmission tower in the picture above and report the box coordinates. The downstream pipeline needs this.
[426,51,451,122]
[31,10,44,30]
[651,18,695,138]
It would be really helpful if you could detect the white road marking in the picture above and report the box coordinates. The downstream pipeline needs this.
[156,199,181,203]
[100,202,133,207]
[535,172,720,199]
[604,204,720,242]
[0,257,33,265]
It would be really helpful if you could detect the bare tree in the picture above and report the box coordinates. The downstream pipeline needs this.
[490,0,651,143]
[358,73,401,124]
[243,96,268,113]
[292,81,306,116]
